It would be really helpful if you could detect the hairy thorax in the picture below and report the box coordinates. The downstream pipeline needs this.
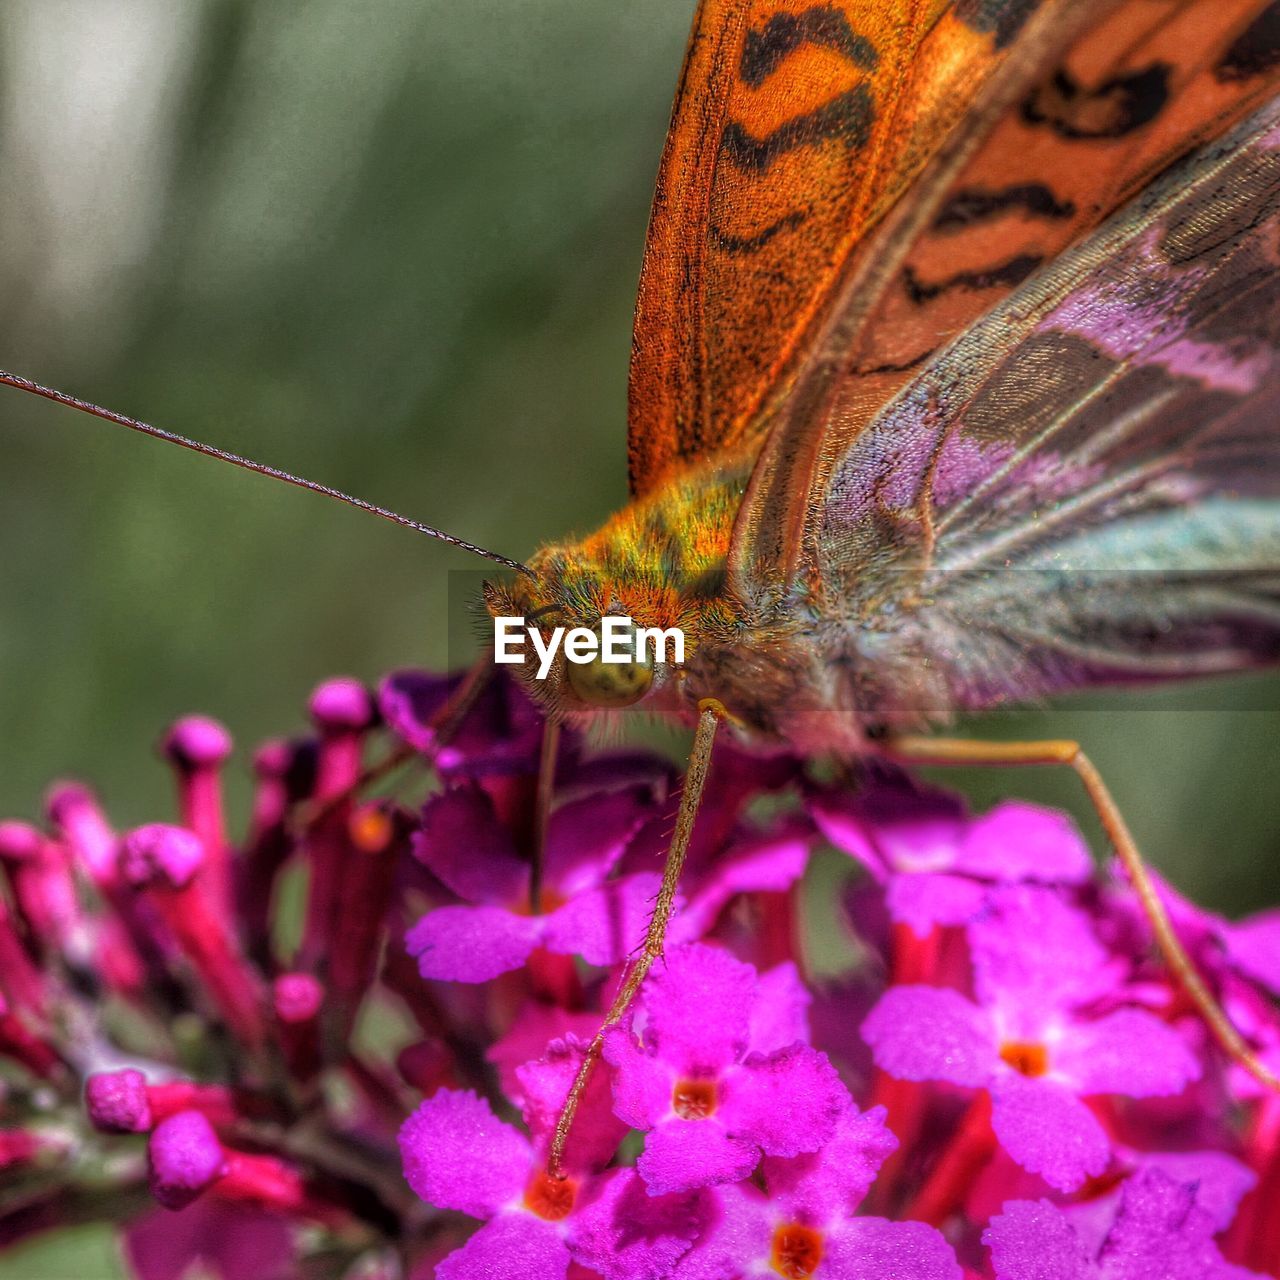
[484,454,945,754]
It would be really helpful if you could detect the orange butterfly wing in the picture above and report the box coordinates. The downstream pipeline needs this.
[727,0,1280,578]
[627,0,1069,496]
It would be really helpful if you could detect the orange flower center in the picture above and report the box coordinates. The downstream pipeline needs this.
[999,1041,1049,1077]
[523,1170,576,1221]
[348,805,394,854]
[672,1078,718,1119]
[771,1223,824,1278]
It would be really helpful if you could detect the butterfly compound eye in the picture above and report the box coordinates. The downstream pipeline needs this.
[565,623,654,709]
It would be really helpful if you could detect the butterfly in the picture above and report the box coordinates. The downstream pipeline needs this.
[5,0,1280,1172]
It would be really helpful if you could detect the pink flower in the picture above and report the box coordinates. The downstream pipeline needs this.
[675,1105,960,1279]
[813,775,1091,937]
[406,781,659,981]
[0,665,1273,1277]
[983,1167,1267,1280]
[604,944,850,1194]
[862,887,1200,1190]
[399,1042,700,1280]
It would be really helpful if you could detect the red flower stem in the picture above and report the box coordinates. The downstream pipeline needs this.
[238,739,311,965]
[326,805,402,1051]
[299,683,373,970]
[526,948,585,1008]
[217,1150,346,1227]
[0,895,45,1011]
[0,824,78,962]
[903,1092,997,1227]
[868,924,943,1210]
[0,1004,64,1079]
[755,888,798,969]
[1227,1094,1280,1270]
[150,885,267,1049]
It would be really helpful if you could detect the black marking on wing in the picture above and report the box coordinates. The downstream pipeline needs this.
[710,210,808,254]
[933,183,1076,231]
[955,0,1041,49]
[1022,65,1171,139]
[903,254,1042,303]
[740,6,878,88]
[1218,2,1280,82]
[720,87,874,173]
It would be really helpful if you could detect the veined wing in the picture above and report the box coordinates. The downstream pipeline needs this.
[626,0,1114,496]
[731,0,1280,580]
[820,99,1280,726]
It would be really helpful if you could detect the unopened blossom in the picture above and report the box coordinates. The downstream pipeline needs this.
[862,886,1200,1190]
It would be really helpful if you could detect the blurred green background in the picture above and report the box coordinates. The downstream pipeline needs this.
[0,0,1277,1273]
[1,0,1278,908]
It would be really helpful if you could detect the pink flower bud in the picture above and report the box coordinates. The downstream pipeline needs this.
[46,782,117,887]
[86,1069,154,1132]
[120,824,206,891]
[148,1110,226,1209]
[309,678,375,733]
[161,716,233,771]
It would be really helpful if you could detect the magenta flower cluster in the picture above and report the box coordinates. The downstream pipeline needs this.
[0,669,1276,1278]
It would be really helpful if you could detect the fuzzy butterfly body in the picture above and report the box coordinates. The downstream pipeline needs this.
[491,0,1280,754]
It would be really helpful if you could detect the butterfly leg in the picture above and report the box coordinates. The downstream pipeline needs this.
[548,698,726,1179]
[887,734,1280,1092]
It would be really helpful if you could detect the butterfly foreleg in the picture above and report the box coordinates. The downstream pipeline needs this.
[547,698,726,1180]
[886,734,1280,1093]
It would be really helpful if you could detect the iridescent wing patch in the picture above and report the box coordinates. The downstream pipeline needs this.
[817,101,1280,726]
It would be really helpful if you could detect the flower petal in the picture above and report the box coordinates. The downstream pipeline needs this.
[823,1217,962,1280]
[1054,1010,1199,1098]
[1097,1168,1265,1280]
[516,1036,627,1175]
[983,1199,1094,1280]
[377,669,457,754]
[1138,1151,1257,1232]
[676,823,810,942]
[643,944,755,1076]
[670,1183,771,1280]
[958,804,1091,885]
[411,786,527,905]
[720,1044,849,1157]
[637,1119,759,1195]
[436,1214,569,1280]
[761,1104,898,1222]
[970,886,1116,1015]
[406,905,540,983]
[886,872,989,936]
[812,778,967,880]
[748,962,812,1053]
[1220,910,1280,996]
[543,787,650,897]
[542,872,661,967]
[861,986,998,1087]
[399,1090,530,1217]
[990,1074,1109,1192]
[570,1168,704,1280]
[604,1023,674,1130]
[124,1201,294,1280]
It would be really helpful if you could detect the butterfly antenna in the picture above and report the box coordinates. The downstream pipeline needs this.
[0,369,536,577]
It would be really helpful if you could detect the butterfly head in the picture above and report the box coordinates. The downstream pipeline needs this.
[481,557,692,721]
